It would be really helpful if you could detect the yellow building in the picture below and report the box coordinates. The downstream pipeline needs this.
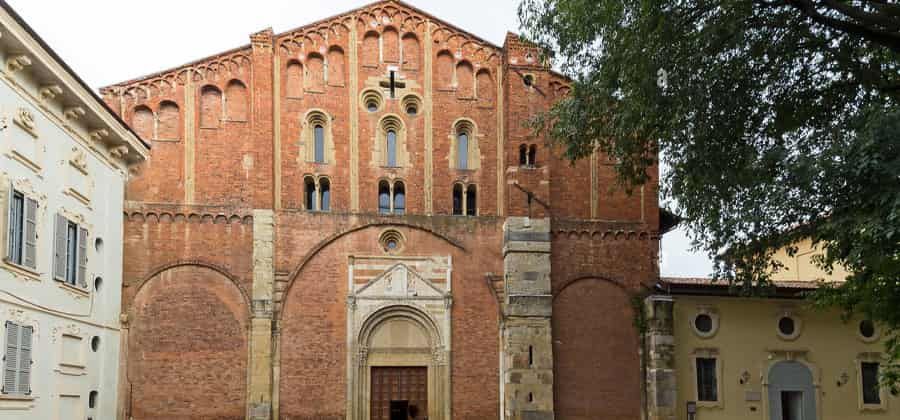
[644,242,896,420]
[769,238,850,283]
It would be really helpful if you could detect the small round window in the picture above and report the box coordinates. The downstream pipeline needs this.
[379,230,404,254]
[694,314,713,333]
[691,310,718,338]
[367,101,379,113]
[776,314,802,340]
[91,336,101,352]
[858,319,879,342]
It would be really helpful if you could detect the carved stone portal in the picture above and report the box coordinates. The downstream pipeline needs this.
[346,255,452,420]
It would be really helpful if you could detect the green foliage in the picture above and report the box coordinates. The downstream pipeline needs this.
[519,0,900,386]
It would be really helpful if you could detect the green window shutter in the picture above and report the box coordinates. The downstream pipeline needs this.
[17,326,31,395]
[23,198,37,269]
[3,322,19,394]
[53,214,67,280]
[77,227,88,288]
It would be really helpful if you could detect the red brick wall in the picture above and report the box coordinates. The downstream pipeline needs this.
[127,265,249,420]
[107,4,662,419]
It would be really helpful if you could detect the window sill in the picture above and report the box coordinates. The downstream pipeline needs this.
[0,394,34,401]
[152,137,181,143]
[861,404,887,412]
[2,260,41,281]
[199,126,219,130]
[304,89,325,94]
[327,83,346,88]
[225,119,248,123]
[56,280,89,297]
[696,401,723,409]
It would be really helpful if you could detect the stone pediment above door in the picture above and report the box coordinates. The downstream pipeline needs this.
[350,256,451,299]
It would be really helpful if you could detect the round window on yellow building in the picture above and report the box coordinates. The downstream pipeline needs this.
[691,308,719,338]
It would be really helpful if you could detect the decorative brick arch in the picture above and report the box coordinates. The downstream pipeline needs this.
[552,274,643,420]
[130,259,251,314]
[278,222,465,321]
[124,262,249,420]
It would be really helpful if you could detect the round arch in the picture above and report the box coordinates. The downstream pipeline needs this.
[278,222,465,321]
[130,259,251,315]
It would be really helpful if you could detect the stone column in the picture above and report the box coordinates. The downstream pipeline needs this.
[249,210,275,420]
[644,295,677,420]
[501,217,554,420]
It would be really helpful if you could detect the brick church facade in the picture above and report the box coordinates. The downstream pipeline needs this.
[101,1,663,419]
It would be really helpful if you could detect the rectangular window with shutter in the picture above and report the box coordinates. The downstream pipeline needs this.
[861,362,881,405]
[53,214,88,288]
[5,189,37,270]
[2,321,32,395]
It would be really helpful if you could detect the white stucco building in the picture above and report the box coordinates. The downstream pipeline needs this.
[0,3,148,419]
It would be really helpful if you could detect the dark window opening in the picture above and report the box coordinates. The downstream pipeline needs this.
[319,179,331,211]
[378,182,391,214]
[778,317,796,336]
[304,177,317,211]
[65,221,78,285]
[393,182,406,215]
[528,345,534,367]
[457,132,468,169]
[367,101,378,112]
[519,144,528,166]
[696,357,717,402]
[781,391,803,420]
[862,362,881,405]
[387,130,398,167]
[452,184,463,215]
[694,314,713,333]
[859,320,876,339]
[314,125,325,163]
[465,185,477,216]
[89,391,98,409]
[528,144,537,166]
[8,191,24,265]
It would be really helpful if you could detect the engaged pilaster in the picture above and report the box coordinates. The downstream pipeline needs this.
[644,295,677,420]
[501,217,554,420]
[249,209,275,420]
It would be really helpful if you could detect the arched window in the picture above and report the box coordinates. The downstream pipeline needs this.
[132,105,154,140]
[466,185,477,216]
[383,27,400,63]
[528,144,537,166]
[306,53,325,91]
[200,85,222,128]
[304,176,317,211]
[314,125,325,163]
[401,33,420,69]
[157,101,180,140]
[225,80,248,121]
[319,178,331,211]
[456,61,474,97]
[519,144,528,166]
[378,181,391,214]
[327,46,345,85]
[386,130,397,167]
[457,132,469,169]
[286,61,303,97]
[393,181,406,215]
[452,184,463,215]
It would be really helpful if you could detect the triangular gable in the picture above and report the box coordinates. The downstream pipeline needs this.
[355,262,445,298]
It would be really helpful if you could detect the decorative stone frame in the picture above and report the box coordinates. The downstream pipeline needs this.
[300,109,335,165]
[2,309,39,402]
[1,174,48,281]
[346,254,453,420]
[448,118,480,170]
[451,181,478,216]
[775,309,803,341]
[690,306,720,339]
[401,94,422,116]
[856,352,889,412]
[360,89,384,113]
[760,350,822,419]
[691,347,723,409]
[373,114,410,168]
[377,178,408,214]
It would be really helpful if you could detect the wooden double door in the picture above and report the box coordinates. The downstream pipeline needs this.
[370,366,428,420]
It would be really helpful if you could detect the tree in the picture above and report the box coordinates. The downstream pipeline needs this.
[519,0,900,388]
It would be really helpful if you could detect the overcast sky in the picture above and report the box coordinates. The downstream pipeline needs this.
[7,0,713,277]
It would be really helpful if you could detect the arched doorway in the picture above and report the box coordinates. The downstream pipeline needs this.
[352,304,449,420]
[767,361,817,420]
